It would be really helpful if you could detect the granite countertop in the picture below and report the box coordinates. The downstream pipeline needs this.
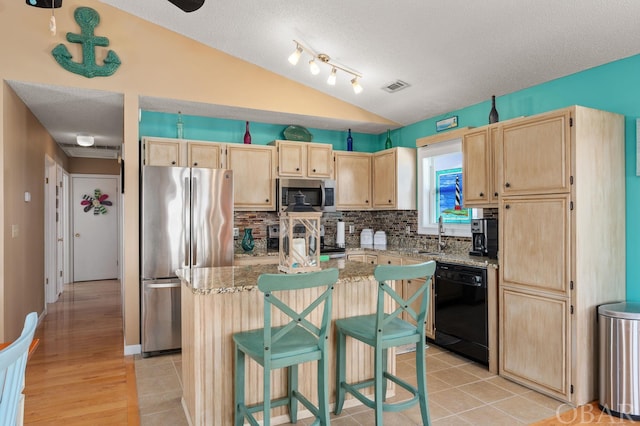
[177,258,381,295]
[234,247,497,267]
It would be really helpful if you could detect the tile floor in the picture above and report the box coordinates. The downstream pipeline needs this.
[135,345,571,425]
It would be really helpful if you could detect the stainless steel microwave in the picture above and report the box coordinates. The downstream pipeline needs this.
[277,178,336,213]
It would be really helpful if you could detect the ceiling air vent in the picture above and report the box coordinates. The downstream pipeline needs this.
[382,80,411,93]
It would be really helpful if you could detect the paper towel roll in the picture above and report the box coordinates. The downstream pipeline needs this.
[336,221,345,247]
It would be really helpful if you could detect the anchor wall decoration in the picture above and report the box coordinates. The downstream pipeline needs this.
[51,7,121,78]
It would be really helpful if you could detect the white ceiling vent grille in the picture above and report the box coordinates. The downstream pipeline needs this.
[59,143,121,159]
[382,80,411,93]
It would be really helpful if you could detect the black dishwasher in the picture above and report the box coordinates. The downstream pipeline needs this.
[434,262,488,365]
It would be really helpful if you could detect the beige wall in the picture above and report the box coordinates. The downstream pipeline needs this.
[2,84,69,340]
[68,158,119,175]
[0,0,397,347]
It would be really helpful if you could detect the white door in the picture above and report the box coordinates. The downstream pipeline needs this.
[72,175,119,281]
[56,165,65,296]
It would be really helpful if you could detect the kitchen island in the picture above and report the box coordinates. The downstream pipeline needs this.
[178,259,395,426]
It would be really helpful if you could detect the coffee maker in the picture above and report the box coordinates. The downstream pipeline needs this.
[469,218,498,259]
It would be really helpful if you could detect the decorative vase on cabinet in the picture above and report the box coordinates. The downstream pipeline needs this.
[385,129,393,149]
[244,121,252,144]
[347,129,353,151]
[241,228,255,252]
[489,96,499,124]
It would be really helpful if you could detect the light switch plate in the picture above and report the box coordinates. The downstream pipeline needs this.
[233,227,239,238]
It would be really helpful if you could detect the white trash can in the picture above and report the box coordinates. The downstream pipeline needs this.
[599,302,640,420]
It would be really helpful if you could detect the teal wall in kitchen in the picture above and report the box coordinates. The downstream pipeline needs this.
[139,112,379,151]
[398,53,640,301]
[140,54,640,300]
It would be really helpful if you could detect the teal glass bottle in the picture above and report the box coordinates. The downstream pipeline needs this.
[241,228,255,252]
[347,129,353,151]
[385,129,393,149]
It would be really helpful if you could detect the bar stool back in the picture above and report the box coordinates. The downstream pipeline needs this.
[334,261,436,425]
[233,268,339,426]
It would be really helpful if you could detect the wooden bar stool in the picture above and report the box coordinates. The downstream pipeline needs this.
[233,268,339,426]
[334,261,436,425]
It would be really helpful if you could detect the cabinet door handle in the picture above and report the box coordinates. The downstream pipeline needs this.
[171,161,176,165]
[193,162,198,166]
[505,182,511,188]
[505,204,510,209]
[479,192,484,197]
[265,199,269,203]
[312,168,317,172]
[296,167,300,171]
[388,199,392,203]
[494,192,499,197]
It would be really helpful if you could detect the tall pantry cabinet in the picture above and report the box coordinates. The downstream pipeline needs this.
[498,106,625,405]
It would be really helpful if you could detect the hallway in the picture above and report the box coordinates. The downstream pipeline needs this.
[23,280,139,425]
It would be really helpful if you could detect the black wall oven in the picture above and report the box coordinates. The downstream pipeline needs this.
[434,262,488,365]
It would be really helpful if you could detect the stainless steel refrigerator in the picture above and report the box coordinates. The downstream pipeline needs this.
[140,166,234,357]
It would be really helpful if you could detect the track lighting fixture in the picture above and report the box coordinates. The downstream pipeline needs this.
[351,77,363,94]
[288,44,303,65]
[327,67,337,85]
[309,59,320,75]
[288,40,363,94]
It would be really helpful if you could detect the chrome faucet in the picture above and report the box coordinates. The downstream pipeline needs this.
[438,215,446,252]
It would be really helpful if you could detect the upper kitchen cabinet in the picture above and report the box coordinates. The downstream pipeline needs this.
[498,106,625,406]
[270,140,333,178]
[372,147,416,210]
[462,125,499,207]
[143,137,182,166]
[334,151,372,210]
[500,109,571,196]
[187,142,223,168]
[142,137,223,168]
[226,144,276,211]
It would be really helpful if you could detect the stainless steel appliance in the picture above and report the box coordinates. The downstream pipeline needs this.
[277,178,336,213]
[435,262,488,365]
[140,166,234,357]
[469,218,498,259]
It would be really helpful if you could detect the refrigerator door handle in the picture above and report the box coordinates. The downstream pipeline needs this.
[191,176,197,267]
[184,176,190,268]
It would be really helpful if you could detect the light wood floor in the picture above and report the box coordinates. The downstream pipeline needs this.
[23,280,139,425]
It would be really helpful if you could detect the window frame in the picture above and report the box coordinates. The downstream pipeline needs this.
[417,138,477,237]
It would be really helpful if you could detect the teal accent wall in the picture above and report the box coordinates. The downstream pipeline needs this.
[400,54,640,301]
[140,54,640,300]
[139,111,378,151]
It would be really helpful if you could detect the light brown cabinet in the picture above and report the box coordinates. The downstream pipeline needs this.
[226,144,276,211]
[498,106,625,405]
[500,110,571,196]
[334,151,372,210]
[462,126,499,206]
[143,138,182,166]
[271,140,333,178]
[187,142,222,168]
[372,147,416,210]
[377,254,402,265]
[347,253,378,264]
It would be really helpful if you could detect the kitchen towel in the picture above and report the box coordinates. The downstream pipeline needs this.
[336,221,345,247]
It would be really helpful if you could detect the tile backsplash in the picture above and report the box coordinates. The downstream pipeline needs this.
[234,208,498,255]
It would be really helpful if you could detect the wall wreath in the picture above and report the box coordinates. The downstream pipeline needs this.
[81,189,112,215]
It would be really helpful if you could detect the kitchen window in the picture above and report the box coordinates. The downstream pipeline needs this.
[417,138,476,237]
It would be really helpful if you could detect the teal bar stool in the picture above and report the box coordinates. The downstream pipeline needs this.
[334,261,436,425]
[233,268,339,426]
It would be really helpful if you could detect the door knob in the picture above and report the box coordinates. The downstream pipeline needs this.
[75,233,80,237]
[57,238,63,242]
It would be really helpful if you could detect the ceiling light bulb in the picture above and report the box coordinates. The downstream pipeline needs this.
[351,77,363,94]
[309,59,320,75]
[76,135,94,147]
[327,68,337,85]
[288,46,302,65]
